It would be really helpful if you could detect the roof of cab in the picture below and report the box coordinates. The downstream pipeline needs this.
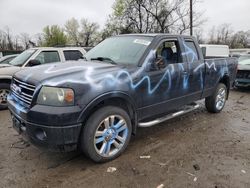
[119,33,193,38]
[29,47,86,50]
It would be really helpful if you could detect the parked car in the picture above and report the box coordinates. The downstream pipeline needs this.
[0,54,18,64]
[230,48,250,55]
[235,54,250,88]
[0,47,86,110]
[8,34,237,162]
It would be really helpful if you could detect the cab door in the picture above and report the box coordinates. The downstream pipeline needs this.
[138,37,188,119]
[181,38,205,102]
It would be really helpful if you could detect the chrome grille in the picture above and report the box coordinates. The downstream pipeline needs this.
[236,70,250,79]
[11,78,36,106]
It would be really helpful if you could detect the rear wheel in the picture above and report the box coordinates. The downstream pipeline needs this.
[205,83,227,113]
[81,106,132,162]
[0,83,10,110]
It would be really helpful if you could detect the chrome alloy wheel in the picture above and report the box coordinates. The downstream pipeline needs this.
[94,115,128,158]
[0,89,10,105]
[216,88,226,111]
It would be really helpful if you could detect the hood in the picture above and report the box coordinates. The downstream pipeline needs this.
[238,59,250,71]
[14,60,129,86]
[0,64,22,76]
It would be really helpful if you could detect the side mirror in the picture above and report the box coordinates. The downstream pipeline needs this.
[148,57,166,71]
[27,59,41,67]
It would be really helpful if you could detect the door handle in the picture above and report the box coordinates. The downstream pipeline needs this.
[183,71,189,75]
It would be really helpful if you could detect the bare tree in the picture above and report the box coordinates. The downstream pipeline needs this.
[230,31,249,48]
[80,19,100,47]
[174,0,206,34]
[0,27,22,50]
[194,29,204,44]
[6,27,14,50]
[1,27,14,50]
[33,33,43,47]
[0,30,7,50]
[215,24,233,45]
[109,0,205,34]
[19,33,31,49]
[142,0,188,33]
[65,18,80,45]
[206,24,250,48]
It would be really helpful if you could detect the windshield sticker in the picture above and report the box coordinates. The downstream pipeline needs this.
[134,39,151,46]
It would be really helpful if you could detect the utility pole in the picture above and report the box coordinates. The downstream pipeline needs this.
[190,0,193,36]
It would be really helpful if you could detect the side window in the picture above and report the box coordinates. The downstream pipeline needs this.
[184,40,199,62]
[35,51,60,64]
[156,40,181,64]
[63,50,83,61]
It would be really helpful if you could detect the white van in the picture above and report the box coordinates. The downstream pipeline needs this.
[200,44,229,58]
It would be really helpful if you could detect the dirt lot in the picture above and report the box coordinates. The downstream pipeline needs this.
[0,89,250,188]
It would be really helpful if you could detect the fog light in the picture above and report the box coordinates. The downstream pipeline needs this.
[35,129,47,141]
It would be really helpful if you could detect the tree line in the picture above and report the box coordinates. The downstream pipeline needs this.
[0,0,249,51]
[206,24,250,48]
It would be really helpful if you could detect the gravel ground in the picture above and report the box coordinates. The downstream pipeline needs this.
[0,89,250,188]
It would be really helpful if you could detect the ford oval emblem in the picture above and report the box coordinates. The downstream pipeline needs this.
[12,84,22,95]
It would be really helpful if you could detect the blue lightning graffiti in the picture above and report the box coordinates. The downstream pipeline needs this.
[104,69,172,94]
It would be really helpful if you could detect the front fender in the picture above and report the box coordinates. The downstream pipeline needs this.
[77,91,137,123]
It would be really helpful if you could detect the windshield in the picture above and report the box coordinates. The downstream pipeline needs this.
[239,55,250,63]
[85,36,153,65]
[0,56,15,64]
[9,49,37,66]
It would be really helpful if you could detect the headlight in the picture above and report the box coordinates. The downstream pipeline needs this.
[37,86,74,106]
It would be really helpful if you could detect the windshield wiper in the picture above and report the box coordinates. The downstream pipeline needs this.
[90,57,117,65]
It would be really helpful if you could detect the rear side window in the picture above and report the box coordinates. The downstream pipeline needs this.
[184,40,199,62]
[63,50,83,61]
[35,51,60,64]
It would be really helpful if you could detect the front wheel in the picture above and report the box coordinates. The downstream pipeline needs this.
[205,83,227,113]
[81,106,132,162]
[0,83,11,110]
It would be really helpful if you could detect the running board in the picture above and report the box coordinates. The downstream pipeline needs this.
[138,103,200,128]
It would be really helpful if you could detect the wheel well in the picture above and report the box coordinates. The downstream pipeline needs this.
[80,97,137,135]
[219,75,230,99]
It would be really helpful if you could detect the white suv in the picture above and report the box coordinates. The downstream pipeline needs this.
[0,47,86,109]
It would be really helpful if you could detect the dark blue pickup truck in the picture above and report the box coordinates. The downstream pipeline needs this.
[7,34,237,162]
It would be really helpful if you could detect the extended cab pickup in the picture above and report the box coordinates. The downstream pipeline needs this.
[0,47,86,110]
[7,34,237,162]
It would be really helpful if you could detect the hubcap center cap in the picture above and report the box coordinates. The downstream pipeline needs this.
[105,129,116,141]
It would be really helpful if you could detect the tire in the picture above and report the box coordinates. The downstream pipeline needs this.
[205,83,227,113]
[81,106,132,162]
[0,83,10,110]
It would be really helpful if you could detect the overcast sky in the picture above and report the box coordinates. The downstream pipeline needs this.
[0,0,249,36]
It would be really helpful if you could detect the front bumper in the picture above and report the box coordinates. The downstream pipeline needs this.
[235,78,250,88]
[8,95,82,152]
